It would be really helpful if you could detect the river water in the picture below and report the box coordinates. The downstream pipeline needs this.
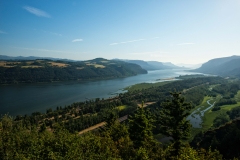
[0,69,202,116]
[187,99,215,128]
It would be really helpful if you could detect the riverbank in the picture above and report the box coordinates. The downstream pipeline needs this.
[125,81,173,92]
[189,91,240,139]
[0,69,204,116]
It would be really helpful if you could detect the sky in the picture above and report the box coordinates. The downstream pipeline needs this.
[0,0,240,64]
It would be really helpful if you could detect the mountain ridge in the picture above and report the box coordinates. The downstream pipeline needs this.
[114,59,184,70]
[0,58,147,84]
[192,55,240,77]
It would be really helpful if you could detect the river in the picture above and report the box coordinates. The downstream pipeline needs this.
[187,99,215,128]
[0,69,202,116]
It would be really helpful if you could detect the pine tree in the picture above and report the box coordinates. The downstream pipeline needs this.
[158,92,192,156]
[128,102,155,148]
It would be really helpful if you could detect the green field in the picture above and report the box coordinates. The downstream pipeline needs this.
[189,92,240,139]
[178,74,206,80]
[201,90,240,131]
[202,102,240,131]
[190,96,215,114]
[235,91,240,102]
[117,105,128,111]
[125,81,173,92]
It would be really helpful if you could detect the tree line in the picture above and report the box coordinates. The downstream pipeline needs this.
[0,92,225,159]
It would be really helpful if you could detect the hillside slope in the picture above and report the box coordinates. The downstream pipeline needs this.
[193,55,240,77]
[192,118,240,159]
[0,58,147,84]
[121,60,182,70]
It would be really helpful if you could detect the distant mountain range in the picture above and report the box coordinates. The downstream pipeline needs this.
[176,63,202,69]
[0,55,75,62]
[115,59,185,70]
[1,55,186,71]
[193,55,240,77]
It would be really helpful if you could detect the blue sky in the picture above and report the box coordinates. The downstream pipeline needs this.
[0,0,240,64]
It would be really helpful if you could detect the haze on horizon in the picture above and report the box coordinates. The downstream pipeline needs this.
[0,0,240,65]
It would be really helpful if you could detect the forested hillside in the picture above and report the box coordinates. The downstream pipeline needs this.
[122,59,182,70]
[0,93,223,160]
[1,76,240,159]
[192,118,240,159]
[193,55,240,77]
[0,58,147,84]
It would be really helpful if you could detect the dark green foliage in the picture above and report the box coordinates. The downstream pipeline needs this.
[0,59,147,84]
[1,78,233,160]
[178,74,205,79]
[128,106,155,148]
[213,113,230,128]
[10,76,225,135]
[157,92,193,156]
[183,85,211,107]
[215,98,237,106]
[0,115,120,160]
[194,119,240,159]
[1,114,222,160]
[213,82,240,98]
[14,98,136,134]
[104,109,119,128]
[212,106,221,111]
[127,77,225,108]
[227,106,240,120]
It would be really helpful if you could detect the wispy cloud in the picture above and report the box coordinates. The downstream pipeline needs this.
[177,42,195,45]
[131,51,169,55]
[110,39,145,45]
[13,47,75,54]
[72,39,83,42]
[23,6,51,18]
[0,30,7,34]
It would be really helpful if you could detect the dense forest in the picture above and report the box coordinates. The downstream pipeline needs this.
[0,58,147,84]
[0,93,223,160]
[1,76,240,159]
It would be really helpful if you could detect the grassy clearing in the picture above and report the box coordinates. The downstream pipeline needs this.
[86,63,105,68]
[137,102,156,108]
[178,74,205,79]
[189,96,216,137]
[201,102,240,131]
[125,81,173,92]
[26,61,34,64]
[94,64,105,68]
[0,61,21,67]
[190,92,240,137]
[235,90,240,102]
[190,96,214,113]
[0,61,7,66]
[117,105,128,111]
[48,62,69,67]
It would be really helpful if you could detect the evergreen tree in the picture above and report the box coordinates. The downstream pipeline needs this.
[128,102,155,148]
[105,110,118,128]
[158,92,192,156]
